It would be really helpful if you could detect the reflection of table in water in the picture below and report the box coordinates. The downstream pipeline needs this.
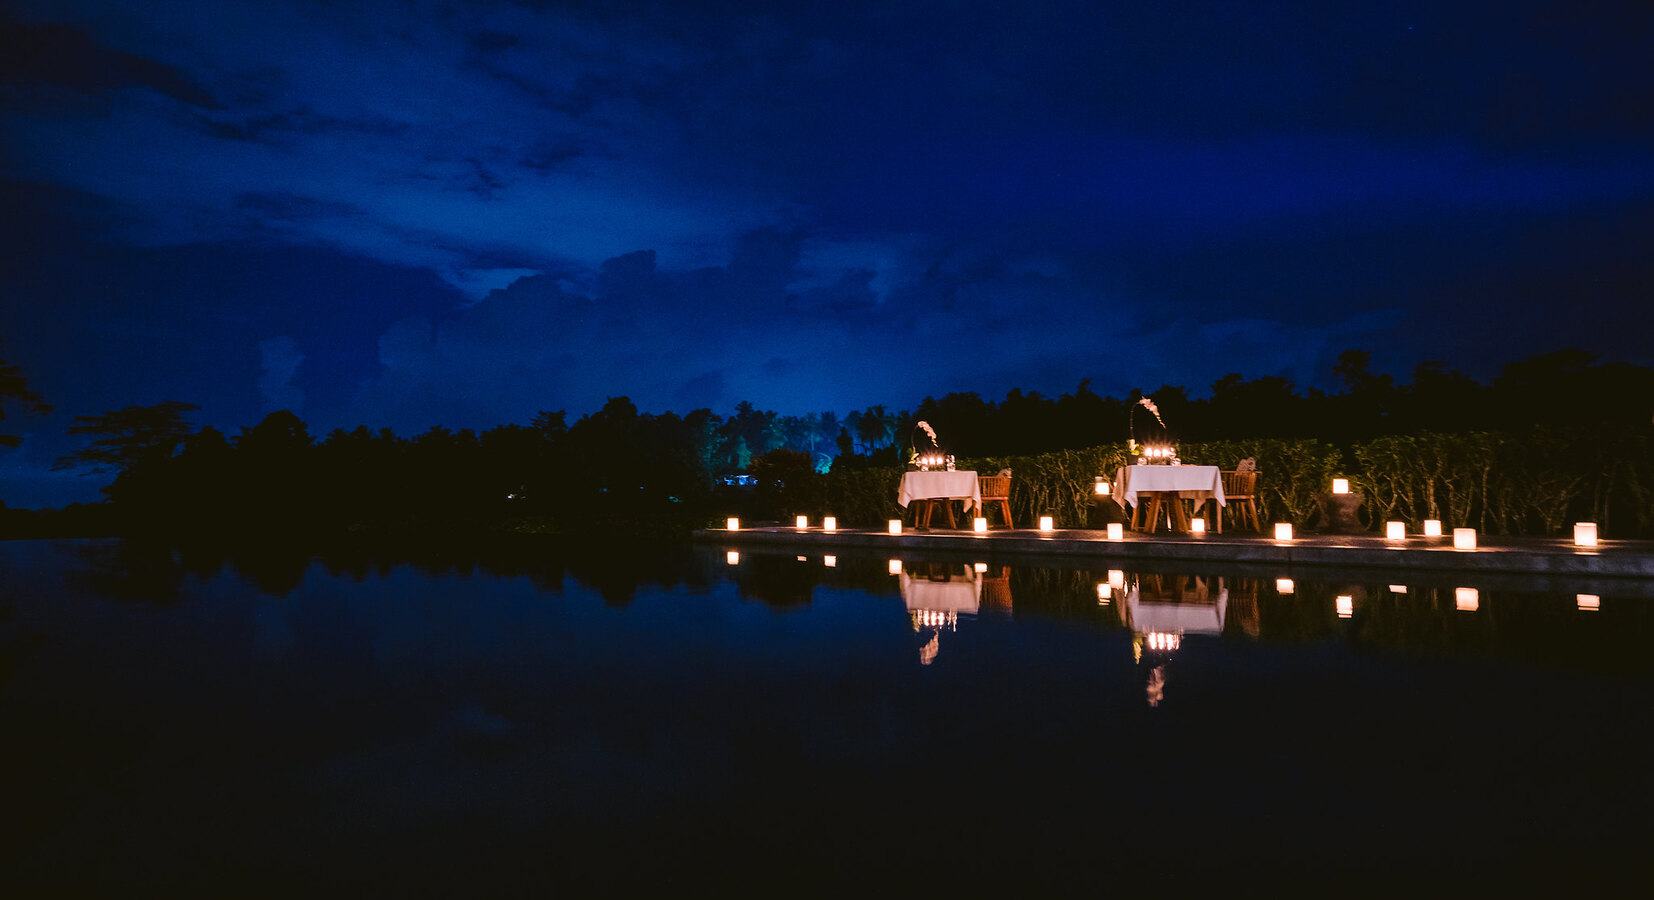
[900,564,981,665]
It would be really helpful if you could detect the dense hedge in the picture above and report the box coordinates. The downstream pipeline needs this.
[743,425,1654,536]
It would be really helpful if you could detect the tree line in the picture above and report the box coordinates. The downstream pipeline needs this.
[2,347,1651,537]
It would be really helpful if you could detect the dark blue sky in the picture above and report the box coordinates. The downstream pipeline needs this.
[4,0,1652,507]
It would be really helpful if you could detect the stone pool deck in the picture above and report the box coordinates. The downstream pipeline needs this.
[694,524,1654,580]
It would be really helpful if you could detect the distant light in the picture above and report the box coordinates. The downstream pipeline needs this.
[726,517,740,531]
[1039,515,1055,532]
[1423,519,1442,537]
[973,517,988,533]
[1332,478,1350,494]
[974,562,987,574]
[888,519,901,535]
[1274,523,1293,541]
[726,551,739,565]
[1094,477,1110,495]
[1456,587,1479,611]
[1107,523,1124,541]
[824,555,837,567]
[1336,595,1353,618]
[1276,578,1295,594]
[1453,528,1476,550]
[888,559,902,575]
[823,516,836,532]
[795,515,808,529]
[1386,521,1406,540]
[1190,517,1205,535]
[1574,522,1598,547]
[1578,593,1600,611]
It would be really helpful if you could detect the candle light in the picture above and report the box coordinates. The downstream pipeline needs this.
[1336,595,1353,618]
[1039,515,1055,532]
[795,515,808,529]
[823,516,836,532]
[1276,578,1295,594]
[1453,528,1476,550]
[1332,478,1350,494]
[726,517,740,531]
[1190,517,1205,534]
[1386,521,1406,540]
[1456,587,1479,611]
[1577,594,1600,611]
[888,520,902,535]
[1107,523,1124,541]
[1274,523,1293,541]
[973,517,988,533]
[1574,522,1598,547]
[1423,519,1442,537]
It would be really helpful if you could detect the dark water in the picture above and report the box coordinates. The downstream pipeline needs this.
[3,537,1652,895]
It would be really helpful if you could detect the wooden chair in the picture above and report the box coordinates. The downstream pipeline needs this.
[1218,468,1261,533]
[978,470,1013,529]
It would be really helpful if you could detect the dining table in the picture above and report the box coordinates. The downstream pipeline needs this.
[1112,464,1226,533]
[897,469,980,528]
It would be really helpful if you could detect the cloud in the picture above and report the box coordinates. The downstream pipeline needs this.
[258,336,305,412]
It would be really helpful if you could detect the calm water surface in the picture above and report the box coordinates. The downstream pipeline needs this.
[3,537,1652,894]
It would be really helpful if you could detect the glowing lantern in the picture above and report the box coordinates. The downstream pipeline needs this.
[1386,521,1406,540]
[1455,587,1479,611]
[795,515,808,529]
[823,555,837,567]
[726,517,740,531]
[1336,595,1353,618]
[1453,528,1476,550]
[1276,578,1295,594]
[888,519,902,535]
[974,562,987,574]
[1389,584,1408,594]
[1274,523,1293,541]
[823,516,836,532]
[1039,515,1055,532]
[1332,478,1350,494]
[1190,517,1205,534]
[1094,477,1109,495]
[1574,522,1598,547]
[1106,523,1124,541]
[1423,519,1442,537]
[1577,594,1600,611]
[973,517,988,533]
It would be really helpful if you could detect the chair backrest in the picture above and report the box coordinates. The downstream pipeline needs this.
[1234,457,1256,472]
[1222,470,1257,497]
[979,475,1010,499]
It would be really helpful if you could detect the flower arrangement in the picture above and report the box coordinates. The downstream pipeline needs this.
[1129,396,1177,464]
[908,420,952,470]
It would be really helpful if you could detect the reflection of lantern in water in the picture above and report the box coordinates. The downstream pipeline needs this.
[725,551,739,565]
[1578,594,1600,611]
[1276,578,1295,594]
[974,562,987,574]
[1336,595,1354,618]
[888,559,902,575]
[1096,582,1112,604]
[1389,584,1407,593]
[1456,587,1479,611]
[1108,569,1125,590]
[823,555,837,567]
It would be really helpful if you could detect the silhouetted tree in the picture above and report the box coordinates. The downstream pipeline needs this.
[1,351,51,449]
[53,400,199,476]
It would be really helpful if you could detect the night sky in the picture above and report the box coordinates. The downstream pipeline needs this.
[4,0,1652,508]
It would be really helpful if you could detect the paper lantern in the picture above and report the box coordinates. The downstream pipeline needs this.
[726,517,740,531]
[888,520,902,535]
[1453,528,1476,550]
[795,515,808,529]
[1190,517,1205,534]
[1094,477,1109,495]
[1574,522,1598,547]
[1039,515,1054,532]
[973,517,988,533]
[1455,587,1479,611]
[823,516,836,532]
[1332,478,1350,494]
[1423,519,1442,537]
[1386,521,1406,540]
[1106,523,1124,541]
[1274,523,1293,541]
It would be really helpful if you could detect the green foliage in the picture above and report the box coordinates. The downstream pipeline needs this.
[1180,438,1342,526]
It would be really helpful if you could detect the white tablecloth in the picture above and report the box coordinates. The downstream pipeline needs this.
[1112,465,1225,508]
[897,470,981,513]
[900,571,982,614]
